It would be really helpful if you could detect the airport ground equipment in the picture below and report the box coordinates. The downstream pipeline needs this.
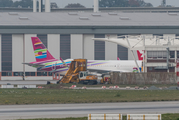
[59,59,97,84]
[127,114,161,120]
[100,76,111,84]
[88,114,122,120]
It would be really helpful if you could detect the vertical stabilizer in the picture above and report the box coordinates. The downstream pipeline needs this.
[31,37,55,62]
[137,50,143,60]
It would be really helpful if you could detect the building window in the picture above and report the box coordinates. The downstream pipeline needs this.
[31,72,35,76]
[25,72,30,76]
[94,34,105,60]
[13,72,19,76]
[147,51,167,59]
[177,51,179,58]
[48,72,52,76]
[60,34,71,59]
[2,72,6,76]
[1,34,12,71]
[42,72,47,76]
[170,51,175,58]
[37,72,42,76]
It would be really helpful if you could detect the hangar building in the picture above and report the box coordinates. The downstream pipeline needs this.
[0,7,179,79]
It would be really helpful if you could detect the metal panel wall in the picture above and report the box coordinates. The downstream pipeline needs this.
[47,34,60,59]
[105,34,117,60]
[12,34,23,71]
[117,34,128,60]
[94,34,105,60]
[71,34,83,59]
[118,45,128,60]
[1,34,12,71]
[84,34,94,60]
[60,34,71,59]
[24,34,37,72]
[37,34,47,48]
[163,34,175,39]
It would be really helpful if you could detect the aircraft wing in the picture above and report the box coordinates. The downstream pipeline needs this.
[22,63,45,67]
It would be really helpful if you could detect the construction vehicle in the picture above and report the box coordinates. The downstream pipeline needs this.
[59,59,97,85]
[100,76,111,84]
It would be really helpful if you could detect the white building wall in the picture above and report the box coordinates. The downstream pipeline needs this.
[0,34,1,72]
[47,34,60,59]
[24,34,37,72]
[12,34,23,71]
[163,34,175,40]
[83,34,94,60]
[105,34,117,60]
[71,34,83,59]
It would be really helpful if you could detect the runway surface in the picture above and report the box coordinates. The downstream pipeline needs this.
[0,101,179,120]
[0,80,57,85]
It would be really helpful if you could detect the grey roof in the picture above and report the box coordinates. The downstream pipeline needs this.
[1,7,179,13]
[0,12,179,27]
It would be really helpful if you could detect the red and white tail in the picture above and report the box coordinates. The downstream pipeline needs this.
[117,57,120,60]
[137,50,143,60]
[31,37,55,62]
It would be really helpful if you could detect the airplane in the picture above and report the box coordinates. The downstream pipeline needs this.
[23,37,143,75]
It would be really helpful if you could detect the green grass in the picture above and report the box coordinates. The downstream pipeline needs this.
[162,113,179,120]
[0,88,179,105]
[53,83,177,88]
[18,118,87,120]
[18,114,179,120]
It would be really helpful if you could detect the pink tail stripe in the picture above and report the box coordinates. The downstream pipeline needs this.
[31,37,55,62]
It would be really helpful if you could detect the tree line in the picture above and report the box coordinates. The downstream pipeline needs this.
[0,0,153,8]
[0,0,33,8]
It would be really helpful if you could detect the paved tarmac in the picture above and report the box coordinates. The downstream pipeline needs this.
[0,80,57,85]
[0,101,179,120]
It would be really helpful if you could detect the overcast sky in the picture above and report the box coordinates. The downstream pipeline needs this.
[13,0,179,8]
[50,0,179,8]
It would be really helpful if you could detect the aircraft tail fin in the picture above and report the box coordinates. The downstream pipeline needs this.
[117,57,120,60]
[31,37,55,62]
[137,50,143,60]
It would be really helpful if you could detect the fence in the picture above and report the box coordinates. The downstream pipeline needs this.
[88,114,122,120]
[0,85,36,88]
[88,114,161,120]
[110,72,176,85]
[127,114,161,120]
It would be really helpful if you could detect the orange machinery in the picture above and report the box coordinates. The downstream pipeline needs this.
[59,59,97,85]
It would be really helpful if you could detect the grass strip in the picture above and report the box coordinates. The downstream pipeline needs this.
[0,88,179,105]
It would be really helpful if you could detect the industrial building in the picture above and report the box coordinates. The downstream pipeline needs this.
[0,0,179,80]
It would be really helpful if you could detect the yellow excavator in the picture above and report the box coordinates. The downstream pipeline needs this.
[59,59,97,85]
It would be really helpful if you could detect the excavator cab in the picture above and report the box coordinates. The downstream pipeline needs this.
[79,71,88,79]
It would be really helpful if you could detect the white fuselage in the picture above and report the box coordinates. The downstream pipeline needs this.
[53,60,142,75]
[87,60,142,73]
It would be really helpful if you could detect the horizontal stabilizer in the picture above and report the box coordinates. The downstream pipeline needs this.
[22,63,45,67]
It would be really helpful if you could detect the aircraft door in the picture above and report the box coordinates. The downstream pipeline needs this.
[52,62,57,71]
[52,64,55,70]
